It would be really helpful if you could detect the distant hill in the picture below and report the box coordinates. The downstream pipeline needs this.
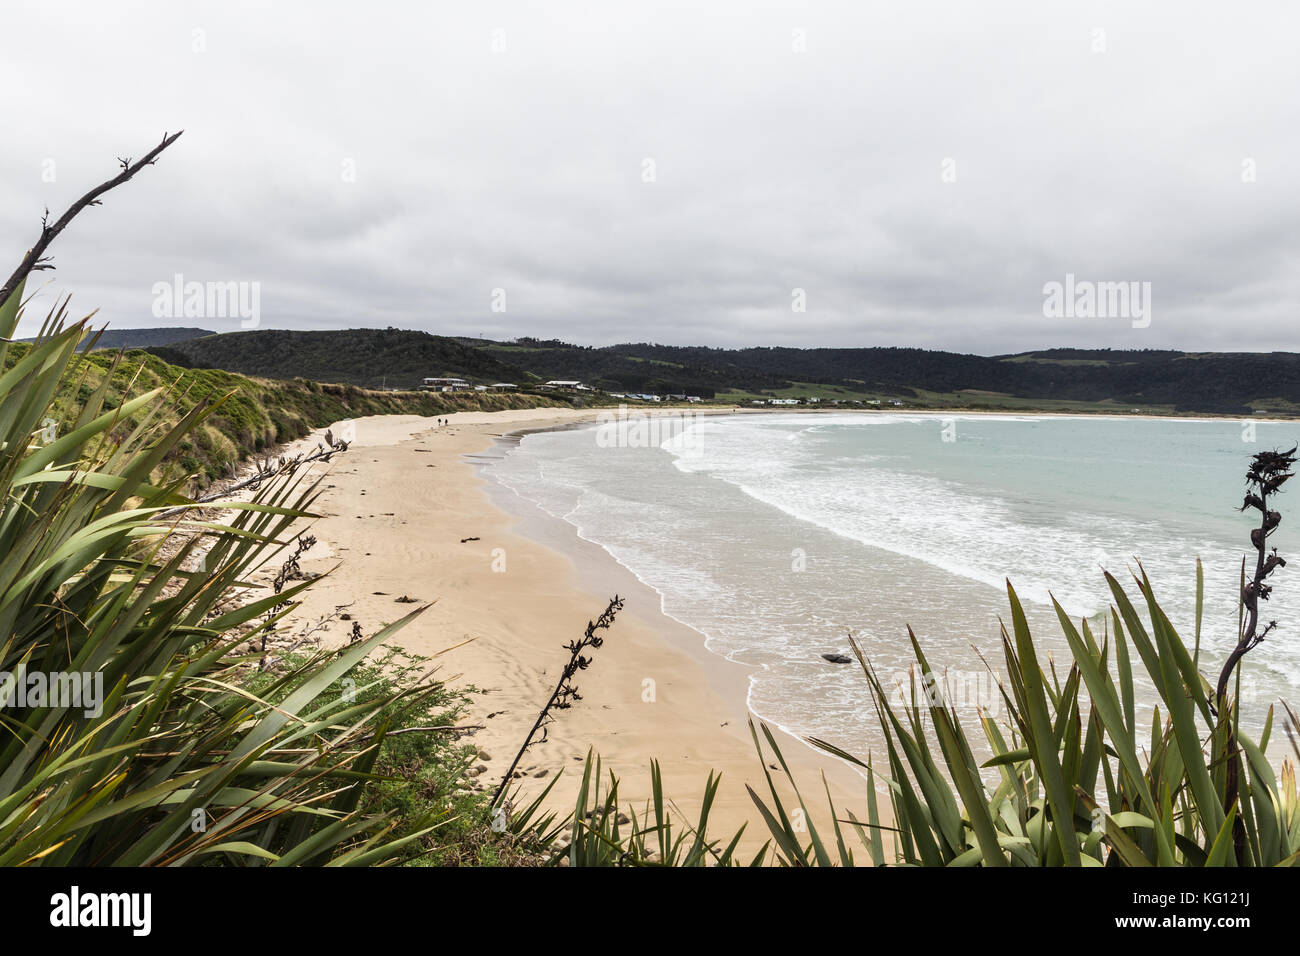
[148,328,1300,414]
[488,341,1300,412]
[150,328,530,390]
[21,326,217,351]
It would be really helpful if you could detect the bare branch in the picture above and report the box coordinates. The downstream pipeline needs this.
[0,131,184,307]
[1216,443,1295,865]
[157,432,349,520]
[490,595,623,809]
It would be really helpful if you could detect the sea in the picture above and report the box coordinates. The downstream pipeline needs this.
[483,411,1299,759]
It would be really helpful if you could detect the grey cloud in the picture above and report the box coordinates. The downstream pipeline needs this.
[2,1,1297,353]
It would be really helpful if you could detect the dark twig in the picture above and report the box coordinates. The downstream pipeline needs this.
[1217,444,1295,863]
[489,595,623,808]
[272,534,318,595]
[0,131,183,308]
[257,536,323,670]
[158,429,350,520]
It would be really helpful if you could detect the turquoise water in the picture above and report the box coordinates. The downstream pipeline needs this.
[486,412,1299,755]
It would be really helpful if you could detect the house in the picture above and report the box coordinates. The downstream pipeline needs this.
[422,377,469,392]
[768,398,799,406]
[488,383,517,391]
[544,380,583,390]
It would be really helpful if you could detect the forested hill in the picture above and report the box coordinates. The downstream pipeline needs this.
[149,329,1300,414]
[150,328,528,388]
[20,326,216,350]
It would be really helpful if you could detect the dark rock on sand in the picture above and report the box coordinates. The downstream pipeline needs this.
[821,653,853,664]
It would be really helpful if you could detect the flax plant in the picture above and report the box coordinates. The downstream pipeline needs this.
[749,563,1300,866]
[0,281,439,865]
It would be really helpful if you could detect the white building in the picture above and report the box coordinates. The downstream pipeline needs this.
[423,377,469,392]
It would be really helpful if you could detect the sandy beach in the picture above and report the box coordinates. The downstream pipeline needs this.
[248,406,868,855]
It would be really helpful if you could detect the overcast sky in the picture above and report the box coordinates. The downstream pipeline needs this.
[2,1,1297,353]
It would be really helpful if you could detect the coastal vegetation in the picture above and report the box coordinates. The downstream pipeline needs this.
[0,281,440,864]
[745,569,1300,867]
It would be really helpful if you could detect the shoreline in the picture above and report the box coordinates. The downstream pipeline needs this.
[259,406,866,851]
[477,418,872,787]
[476,418,888,807]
